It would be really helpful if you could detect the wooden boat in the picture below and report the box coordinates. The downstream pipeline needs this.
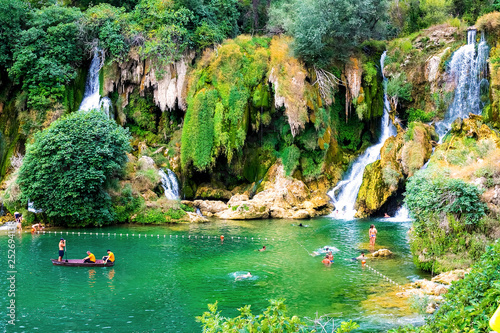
[50,259,114,267]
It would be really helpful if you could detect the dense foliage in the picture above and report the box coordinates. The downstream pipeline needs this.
[197,299,359,333]
[17,111,131,226]
[268,0,388,64]
[390,241,500,332]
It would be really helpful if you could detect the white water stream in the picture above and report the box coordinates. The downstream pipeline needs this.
[328,51,397,220]
[78,49,113,118]
[159,168,180,200]
[435,29,489,139]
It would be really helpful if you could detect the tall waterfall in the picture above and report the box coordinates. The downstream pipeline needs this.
[78,49,113,118]
[327,51,397,220]
[435,29,489,138]
[159,168,180,200]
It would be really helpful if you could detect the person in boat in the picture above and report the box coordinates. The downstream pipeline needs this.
[58,238,66,262]
[15,212,22,231]
[235,272,252,280]
[322,255,331,266]
[369,224,378,249]
[258,246,266,252]
[102,250,115,263]
[83,251,96,263]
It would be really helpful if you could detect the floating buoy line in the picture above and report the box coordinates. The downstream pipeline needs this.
[364,262,406,291]
[28,230,283,242]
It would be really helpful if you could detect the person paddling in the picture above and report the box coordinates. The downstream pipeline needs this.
[58,238,66,262]
[102,250,115,264]
[83,251,96,263]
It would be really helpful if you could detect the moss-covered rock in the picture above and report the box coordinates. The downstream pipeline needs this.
[400,122,435,177]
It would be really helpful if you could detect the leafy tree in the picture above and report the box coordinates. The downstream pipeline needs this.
[269,0,388,64]
[197,299,359,333]
[386,72,412,112]
[17,111,131,227]
[0,0,30,69]
[8,5,84,109]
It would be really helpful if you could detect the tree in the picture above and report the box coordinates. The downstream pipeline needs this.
[386,72,412,112]
[17,111,131,227]
[0,0,30,70]
[270,0,389,65]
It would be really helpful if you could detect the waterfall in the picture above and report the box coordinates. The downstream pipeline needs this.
[392,205,411,221]
[327,51,397,220]
[28,200,43,213]
[435,29,489,138]
[78,49,113,118]
[159,168,180,200]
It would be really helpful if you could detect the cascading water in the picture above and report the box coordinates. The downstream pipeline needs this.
[435,29,489,138]
[327,51,397,220]
[28,200,43,213]
[392,205,411,221]
[78,49,113,118]
[159,168,180,200]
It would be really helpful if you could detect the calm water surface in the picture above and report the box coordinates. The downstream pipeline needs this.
[0,217,429,332]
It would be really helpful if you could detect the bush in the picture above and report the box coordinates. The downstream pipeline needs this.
[17,111,131,227]
[405,168,487,225]
[407,108,435,123]
[197,299,359,333]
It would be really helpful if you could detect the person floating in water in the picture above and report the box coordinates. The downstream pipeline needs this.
[322,255,331,266]
[356,252,367,266]
[58,238,66,262]
[258,246,266,251]
[369,224,378,250]
[384,213,390,218]
[235,272,252,280]
[102,249,115,263]
[83,251,96,263]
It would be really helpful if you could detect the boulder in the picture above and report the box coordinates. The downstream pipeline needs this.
[371,249,393,257]
[216,201,269,220]
[412,279,448,296]
[138,156,156,170]
[192,200,228,215]
[186,212,209,223]
[291,209,310,219]
[228,194,250,207]
[431,269,470,285]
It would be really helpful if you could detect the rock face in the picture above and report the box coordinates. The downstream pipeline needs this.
[195,184,233,201]
[355,122,436,218]
[102,48,195,114]
[412,279,448,296]
[214,162,333,220]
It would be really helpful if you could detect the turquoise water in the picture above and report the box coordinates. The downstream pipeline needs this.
[0,217,429,332]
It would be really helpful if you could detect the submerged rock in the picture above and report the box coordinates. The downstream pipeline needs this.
[371,249,394,257]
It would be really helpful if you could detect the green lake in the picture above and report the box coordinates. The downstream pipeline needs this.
[1,217,430,332]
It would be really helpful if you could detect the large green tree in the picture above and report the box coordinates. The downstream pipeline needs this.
[17,111,131,227]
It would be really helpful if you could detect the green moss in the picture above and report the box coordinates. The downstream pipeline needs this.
[63,67,86,113]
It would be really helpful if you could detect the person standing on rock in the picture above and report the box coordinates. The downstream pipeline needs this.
[369,224,378,250]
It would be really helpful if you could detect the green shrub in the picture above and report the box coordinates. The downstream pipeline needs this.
[407,108,435,123]
[281,144,301,176]
[17,111,131,227]
[135,208,167,224]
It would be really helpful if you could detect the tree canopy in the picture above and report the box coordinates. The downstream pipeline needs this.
[17,111,131,227]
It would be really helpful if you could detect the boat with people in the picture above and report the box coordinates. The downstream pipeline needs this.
[50,259,114,267]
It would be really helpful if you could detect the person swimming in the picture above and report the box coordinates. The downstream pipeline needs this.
[235,272,252,280]
[258,246,266,252]
[328,251,334,263]
[321,256,331,266]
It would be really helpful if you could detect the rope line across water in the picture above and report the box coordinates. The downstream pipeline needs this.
[28,230,285,242]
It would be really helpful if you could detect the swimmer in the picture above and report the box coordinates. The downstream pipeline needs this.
[235,272,252,280]
[321,255,331,266]
[356,252,366,260]
[384,212,390,218]
[328,251,334,263]
[258,246,266,252]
